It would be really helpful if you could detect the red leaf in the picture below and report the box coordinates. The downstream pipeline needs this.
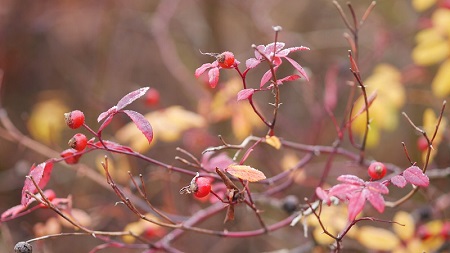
[195,63,213,77]
[123,110,154,145]
[277,75,300,84]
[337,175,365,185]
[391,175,407,188]
[245,58,260,69]
[403,166,429,187]
[366,190,385,213]
[208,67,220,88]
[366,182,389,194]
[260,69,273,88]
[226,165,266,182]
[237,89,255,101]
[21,161,54,206]
[348,189,367,221]
[329,183,361,198]
[116,87,149,111]
[285,56,309,81]
[97,106,117,122]
[1,204,26,220]
[98,113,115,133]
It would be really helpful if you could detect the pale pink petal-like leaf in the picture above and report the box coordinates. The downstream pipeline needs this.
[286,46,310,53]
[366,190,385,213]
[366,182,389,194]
[97,106,117,122]
[254,45,266,59]
[123,110,153,145]
[316,187,331,204]
[329,183,361,198]
[21,162,54,206]
[1,205,27,220]
[277,75,300,84]
[337,175,365,185]
[260,69,273,88]
[403,166,429,187]
[208,67,220,88]
[195,63,213,77]
[265,42,285,54]
[246,58,260,69]
[226,165,266,182]
[237,89,255,101]
[391,175,407,188]
[348,189,367,221]
[285,56,309,81]
[117,87,149,111]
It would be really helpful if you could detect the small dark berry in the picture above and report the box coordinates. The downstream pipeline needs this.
[14,241,32,253]
[64,110,85,129]
[282,195,299,214]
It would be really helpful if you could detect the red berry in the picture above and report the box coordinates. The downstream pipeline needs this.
[368,162,387,180]
[68,133,88,151]
[60,149,81,164]
[417,136,429,152]
[217,51,235,69]
[194,177,211,198]
[64,110,85,129]
[145,89,160,106]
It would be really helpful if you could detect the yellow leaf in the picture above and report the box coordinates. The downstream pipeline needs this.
[393,211,415,240]
[357,226,400,251]
[432,8,450,36]
[412,35,449,66]
[432,59,450,98]
[226,165,266,182]
[265,135,281,149]
[412,0,437,12]
[116,106,206,152]
[27,94,69,145]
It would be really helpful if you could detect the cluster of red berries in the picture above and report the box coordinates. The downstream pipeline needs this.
[61,110,87,164]
[367,162,387,180]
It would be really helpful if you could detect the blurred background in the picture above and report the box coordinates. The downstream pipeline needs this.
[0,0,448,252]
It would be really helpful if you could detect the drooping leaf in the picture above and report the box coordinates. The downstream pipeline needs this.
[285,56,309,81]
[208,67,220,88]
[276,75,301,85]
[366,190,385,213]
[116,87,149,111]
[98,113,115,133]
[226,165,266,182]
[123,110,153,145]
[347,189,368,221]
[336,175,365,185]
[403,166,429,187]
[237,89,255,101]
[260,69,273,88]
[21,161,54,206]
[391,175,407,188]
[315,187,330,204]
